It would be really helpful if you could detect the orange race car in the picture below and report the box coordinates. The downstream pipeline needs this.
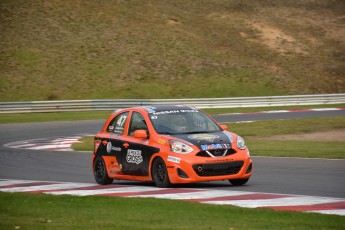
[93,105,252,187]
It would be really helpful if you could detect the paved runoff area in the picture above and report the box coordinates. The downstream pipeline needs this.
[1,179,344,216]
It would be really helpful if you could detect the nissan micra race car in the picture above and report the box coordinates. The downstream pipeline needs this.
[93,105,252,187]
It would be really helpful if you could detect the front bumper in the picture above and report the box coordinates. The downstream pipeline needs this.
[165,151,253,184]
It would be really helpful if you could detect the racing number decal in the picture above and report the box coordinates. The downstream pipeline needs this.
[107,112,129,134]
[116,115,127,127]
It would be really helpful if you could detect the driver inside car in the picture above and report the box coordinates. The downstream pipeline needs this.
[170,115,187,133]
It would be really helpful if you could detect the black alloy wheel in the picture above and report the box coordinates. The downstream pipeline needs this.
[93,156,113,185]
[152,157,171,188]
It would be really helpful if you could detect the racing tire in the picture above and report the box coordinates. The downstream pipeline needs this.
[229,178,249,186]
[93,156,113,185]
[152,157,171,188]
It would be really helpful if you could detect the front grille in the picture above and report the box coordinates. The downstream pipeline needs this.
[196,148,236,158]
[193,161,244,177]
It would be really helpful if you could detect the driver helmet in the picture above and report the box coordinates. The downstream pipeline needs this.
[171,115,187,132]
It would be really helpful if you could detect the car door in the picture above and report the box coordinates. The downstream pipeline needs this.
[121,111,159,176]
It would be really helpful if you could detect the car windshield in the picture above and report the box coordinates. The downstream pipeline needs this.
[149,109,221,135]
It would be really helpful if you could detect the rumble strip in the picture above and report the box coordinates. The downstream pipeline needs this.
[1,179,344,216]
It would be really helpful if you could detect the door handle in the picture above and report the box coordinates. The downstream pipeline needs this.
[123,142,129,148]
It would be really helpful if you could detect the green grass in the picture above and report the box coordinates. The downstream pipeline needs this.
[1,0,344,102]
[246,140,345,159]
[73,136,94,151]
[226,116,345,137]
[1,192,344,230]
[0,111,111,124]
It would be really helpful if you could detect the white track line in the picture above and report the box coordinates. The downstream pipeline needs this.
[203,196,344,207]
[1,179,345,216]
[133,190,255,199]
[307,209,345,216]
[45,185,166,196]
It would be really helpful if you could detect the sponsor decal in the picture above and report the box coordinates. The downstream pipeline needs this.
[188,134,219,142]
[151,115,158,120]
[106,142,121,153]
[112,146,121,151]
[151,109,198,116]
[106,142,112,153]
[126,149,143,165]
[200,143,231,151]
[152,110,180,115]
[167,156,181,164]
[205,158,233,163]
[157,138,166,145]
[110,133,122,138]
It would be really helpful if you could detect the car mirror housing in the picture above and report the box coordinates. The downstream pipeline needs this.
[220,124,228,131]
[134,130,148,139]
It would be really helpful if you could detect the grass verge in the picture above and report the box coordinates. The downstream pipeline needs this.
[0,111,111,124]
[226,116,345,136]
[73,136,94,152]
[0,104,343,124]
[246,140,345,159]
[1,192,344,230]
[229,116,345,159]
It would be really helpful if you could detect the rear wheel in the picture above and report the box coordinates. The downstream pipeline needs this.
[152,157,171,188]
[229,178,249,186]
[93,156,113,185]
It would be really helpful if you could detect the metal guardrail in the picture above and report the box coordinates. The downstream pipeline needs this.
[0,94,344,113]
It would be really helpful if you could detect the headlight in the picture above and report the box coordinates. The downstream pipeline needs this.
[169,140,193,154]
[236,135,247,150]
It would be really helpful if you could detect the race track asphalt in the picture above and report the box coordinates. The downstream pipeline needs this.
[0,110,344,198]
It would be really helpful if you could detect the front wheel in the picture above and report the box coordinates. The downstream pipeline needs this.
[229,178,249,186]
[93,156,113,185]
[152,157,171,188]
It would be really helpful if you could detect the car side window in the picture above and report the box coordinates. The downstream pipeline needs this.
[107,112,129,134]
[128,112,149,136]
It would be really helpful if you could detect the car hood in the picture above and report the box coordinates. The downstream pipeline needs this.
[172,131,234,150]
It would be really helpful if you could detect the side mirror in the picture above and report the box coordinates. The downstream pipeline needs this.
[220,124,228,131]
[134,130,148,139]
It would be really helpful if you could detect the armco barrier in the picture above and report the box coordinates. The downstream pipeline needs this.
[0,94,344,113]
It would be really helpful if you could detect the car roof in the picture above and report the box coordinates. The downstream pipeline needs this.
[140,105,198,113]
